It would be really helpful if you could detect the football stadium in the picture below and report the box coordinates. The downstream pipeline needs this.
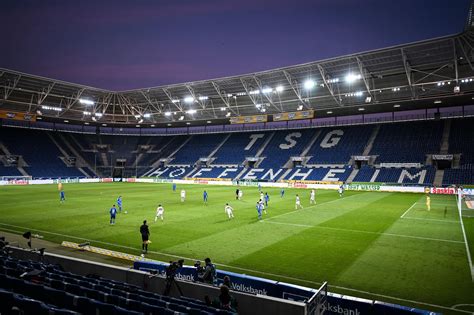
[1,1,474,315]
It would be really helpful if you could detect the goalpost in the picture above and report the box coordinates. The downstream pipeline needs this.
[456,188,474,281]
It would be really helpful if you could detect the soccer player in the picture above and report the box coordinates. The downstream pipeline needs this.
[155,204,164,222]
[140,220,150,254]
[117,196,123,212]
[310,189,316,205]
[59,189,66,203]
[426,195,431,211]
[264,192,270,208]
[280,188,285,198]
[203,190,208,204]
[180,189,186,202]
[110,204,117,225]
[225,203,234,220]
[172,183,177,192]
[256,201,263,220]
[259,199,267,214]
[57,182,63,192]
[258,183,262,192]
[260,191,264,202]
[338,185,344,197]
[295,194,303,210]
[235,189,239,200]
[238,189,243,200]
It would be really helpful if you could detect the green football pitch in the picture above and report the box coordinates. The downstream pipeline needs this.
[0,182,473,314]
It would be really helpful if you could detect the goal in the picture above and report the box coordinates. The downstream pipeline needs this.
[457,188,474,218]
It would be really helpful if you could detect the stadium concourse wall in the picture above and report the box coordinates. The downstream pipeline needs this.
[1,176,471,195]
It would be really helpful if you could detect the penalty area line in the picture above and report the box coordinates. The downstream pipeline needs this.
[400,201,417,218]
[0,223,470,314]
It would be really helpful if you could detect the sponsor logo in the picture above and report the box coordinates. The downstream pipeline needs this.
[101,178,113,183]
[231,283,268,295]
[324,303,361,315]
[175,273,195,282]
[347,184,381,191]
[194,180,209,184]
[7,179,28,185]
[430,187,456,195]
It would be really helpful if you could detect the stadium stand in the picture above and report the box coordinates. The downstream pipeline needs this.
[0,128,84,178]
[170,134,227,165]
[212,133,268,165]
[1,116,474,185]
[306,126,373,164]
[258,130,314,168]
[0,251,234,315]
[369,121,443,163]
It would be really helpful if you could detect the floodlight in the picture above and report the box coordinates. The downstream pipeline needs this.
[172,99,180,103]
[276,85,284,92]
[226,112,231,117]
[220,107,226,111]
[164,112,172,116]
[345,73,361,83]
[358,108,365,111]
[134,115,141,119]
[327,111,333,114]
[179,115,184,120]
[94,113,103,117]
[184,96,194,103]
[186,109,197,114]
[198,96,208,101]
[83,111,91,115]
[304,79,315,90]
[262,88,272,94]
[79,99,94,106]
[143,113,151,118]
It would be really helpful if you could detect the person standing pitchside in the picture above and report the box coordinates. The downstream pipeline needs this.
[140,220,150,255]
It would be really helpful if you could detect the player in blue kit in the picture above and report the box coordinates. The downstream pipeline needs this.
[117,196,122,212]
[110,205,117,225]
[264,192,270,207]
[172,183,177,192]
[203,190,208,204]
[280,188,285,198]
[59,190,66,203]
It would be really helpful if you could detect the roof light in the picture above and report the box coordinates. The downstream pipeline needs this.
[207,120,212,123]
[184,96,194,103]
[236,92,246,96]
[262,88,273,94]
[64,120,69,123]
[297,105,303,111]
[134,115,141,119]
[138,119,144,123]
[102,123,107,126]
[79,99,94,105]
[249,90,260,95]
[136,124,141,127]
[220,107,226,111]
[83,111,92,115]
[164,111,172,116]
[345,73,361,83]
[94,113,103,117]
[392,87,400,92]
[41,105,62,112]
[198,96,208,101]
[167,123,172,126]
[179,115,184,120]
[150,124,155,127]
[358,108,365,111]
[143,113,151,118]
[393,104,401,108]
[304,79,315,90]
[227,93,233,97]
[276,85,284,92]
[226,112,231,117]
[186,122,191,125]
[172,99,180,103]
[84,122,89,125]
[327,111,333,114]
[186,109,197,114]
[434,100,442,104]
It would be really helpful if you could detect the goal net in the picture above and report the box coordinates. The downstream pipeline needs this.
[457,188,474,218]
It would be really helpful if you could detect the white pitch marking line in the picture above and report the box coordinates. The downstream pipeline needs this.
[400,201,417,218]
[401,217,458,223]
[262,220,464,244]
[0,223,471,314]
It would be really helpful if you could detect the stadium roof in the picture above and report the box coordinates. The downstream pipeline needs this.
[2,4,474,126]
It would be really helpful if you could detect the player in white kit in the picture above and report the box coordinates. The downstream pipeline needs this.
[155,204,164,222]
[295,194,303,210]
[310,189,316,205]
[225,203,234,219]
[180,189,186,202]
[238,189,243,200]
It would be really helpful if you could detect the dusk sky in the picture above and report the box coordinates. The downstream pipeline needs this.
[0,0,471,91]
